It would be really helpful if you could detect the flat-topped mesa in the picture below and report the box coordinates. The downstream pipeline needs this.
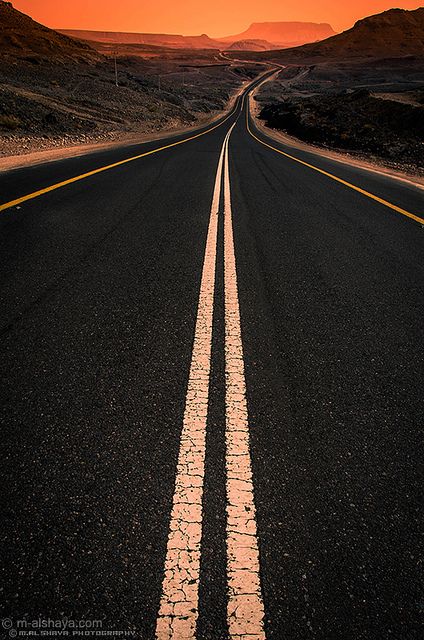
[220,21,336,47]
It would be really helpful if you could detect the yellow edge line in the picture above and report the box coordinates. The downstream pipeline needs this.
[246,96,424,226]
[0,100,239,214]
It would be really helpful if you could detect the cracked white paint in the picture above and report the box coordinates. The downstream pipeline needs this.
[156,120,265,639]
[223,134,266,639]
[156,126,234,639]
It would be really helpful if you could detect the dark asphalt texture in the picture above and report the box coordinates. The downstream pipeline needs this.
[0,74,423,640]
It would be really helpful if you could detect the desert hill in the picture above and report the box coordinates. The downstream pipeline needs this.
[253,8,424,62]
[227,39,276,51]
[0,0,100,63]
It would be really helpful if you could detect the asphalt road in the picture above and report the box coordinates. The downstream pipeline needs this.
[0,74,423,640]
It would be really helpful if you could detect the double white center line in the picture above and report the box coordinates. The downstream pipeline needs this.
[223,127,266,640]
[156,123,265,639]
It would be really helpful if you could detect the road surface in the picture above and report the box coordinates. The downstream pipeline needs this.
[1,74,423,639]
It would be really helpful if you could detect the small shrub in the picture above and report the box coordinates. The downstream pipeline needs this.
[0,115,22,130]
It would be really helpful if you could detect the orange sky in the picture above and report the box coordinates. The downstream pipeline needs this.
[12,0,423,36]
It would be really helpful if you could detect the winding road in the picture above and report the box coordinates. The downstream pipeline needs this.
[1,73,423,639]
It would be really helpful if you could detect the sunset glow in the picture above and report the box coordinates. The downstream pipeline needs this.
[11,0,424,35]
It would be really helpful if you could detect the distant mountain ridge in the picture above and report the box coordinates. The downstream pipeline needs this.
[59,20,336,51]
[59,29,223,50]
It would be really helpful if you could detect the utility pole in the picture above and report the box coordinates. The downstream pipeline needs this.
[114,50,119,87]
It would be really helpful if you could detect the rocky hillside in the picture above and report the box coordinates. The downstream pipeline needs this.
[259,89,424,172]
[0,3,264,157]
[0,0,100,63]
[255,8,424,62]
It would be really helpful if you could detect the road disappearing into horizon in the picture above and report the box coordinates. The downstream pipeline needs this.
[1,73,423,639]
